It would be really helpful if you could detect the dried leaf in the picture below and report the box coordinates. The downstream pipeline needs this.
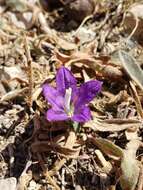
[49,129,77,175]
[84,118,141,132]
[89,137,141,190]
[120,140,141,190]
[31,141,78,157]
[118,50,143,91]
[88,137,124,159]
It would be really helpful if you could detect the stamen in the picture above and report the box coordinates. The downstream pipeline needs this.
[64,88,72,114]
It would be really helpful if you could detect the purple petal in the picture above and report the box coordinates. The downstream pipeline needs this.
[72,106,91,122]
[46,109,69,121]
[56,67,77,94]
[42,84,64,110]
[75,80,102,107]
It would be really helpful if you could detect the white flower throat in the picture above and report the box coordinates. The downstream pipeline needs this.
[64,88,73,116]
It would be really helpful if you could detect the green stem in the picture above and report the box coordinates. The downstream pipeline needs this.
[72,121,80,132]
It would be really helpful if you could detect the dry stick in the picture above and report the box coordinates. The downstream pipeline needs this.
[0,87,28,102]
[24,37,33,107]
[125,11,139,41]
[73,14,93,36]
[49,129,76,176]
[26,7,40,29]
[95,149,112,174]
[94,11,109,31]
[129,81,143,118]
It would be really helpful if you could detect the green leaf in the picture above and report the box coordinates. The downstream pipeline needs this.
[72,121,80,132]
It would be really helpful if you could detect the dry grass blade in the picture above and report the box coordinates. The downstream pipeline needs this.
[24,37,33,107]
[0,87,28,102]
[118,50,143,91]
[129,81,143,118]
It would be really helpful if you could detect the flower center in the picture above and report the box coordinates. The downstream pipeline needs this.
[64,88,73,116]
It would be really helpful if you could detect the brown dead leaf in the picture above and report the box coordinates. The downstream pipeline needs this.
[49,129,78,175]
[66,52,123,80]
[84,118,141,132]
[88,136,142,190]
[38,12,77,51]
[31,141,77,156]
[55,51,123,80]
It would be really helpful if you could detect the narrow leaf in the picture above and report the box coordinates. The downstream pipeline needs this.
[88,137,124,159]
[120,140,141,190]
[118,50,143,91]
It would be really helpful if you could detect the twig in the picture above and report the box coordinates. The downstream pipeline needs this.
[73,15,93,36]
[94,11,109,31]
[126,11,139,41]
[24,36,33,107]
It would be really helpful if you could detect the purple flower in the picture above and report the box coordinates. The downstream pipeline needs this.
[43,67,102,123]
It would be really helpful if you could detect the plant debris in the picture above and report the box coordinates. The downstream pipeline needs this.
[0,0,143,190]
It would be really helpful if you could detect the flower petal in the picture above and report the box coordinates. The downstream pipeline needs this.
[72,106,91,122]
[46,109,69,121]
[75,80,102,107]
[56,67,77,94]
[42,84,64,110]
